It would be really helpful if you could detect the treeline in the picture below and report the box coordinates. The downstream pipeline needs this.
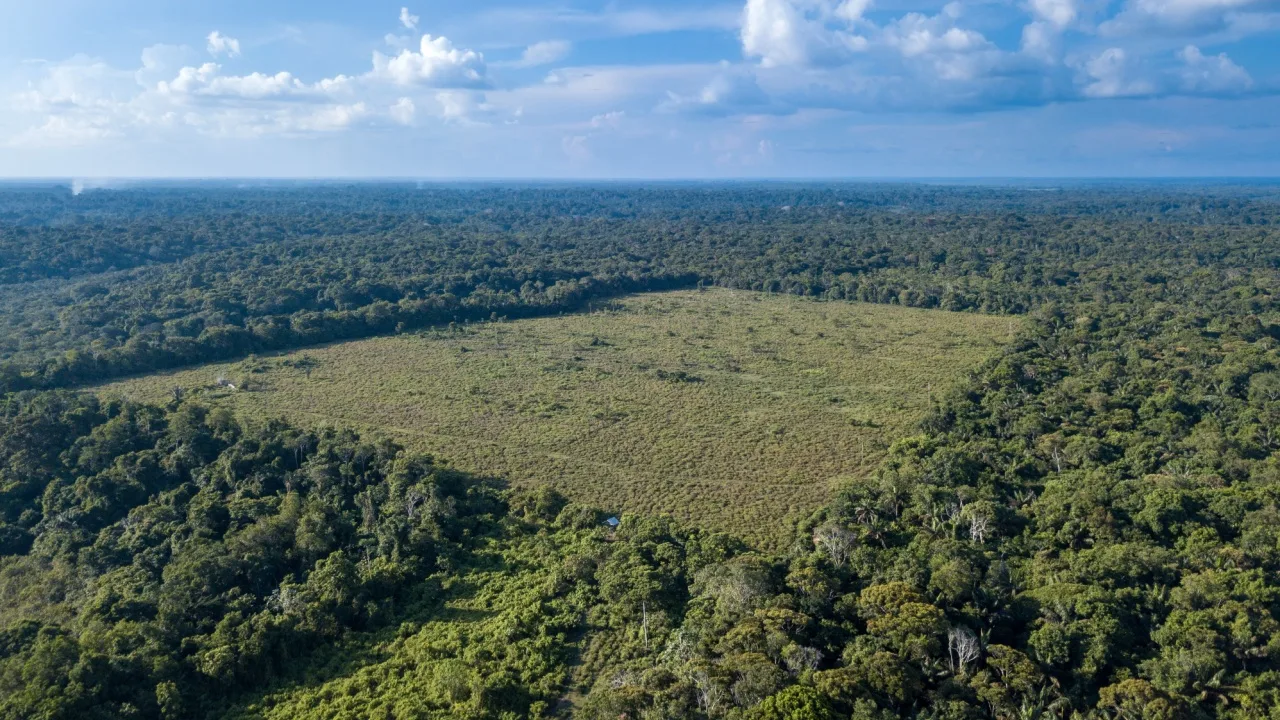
[0,272,698,393]
[1,186,1276,391]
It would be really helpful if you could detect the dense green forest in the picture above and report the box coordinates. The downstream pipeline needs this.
[1,184,1277,390]
[3,183,1280,719]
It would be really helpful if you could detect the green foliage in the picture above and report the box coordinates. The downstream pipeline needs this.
[0,392,510,718]
[747,685,837,720]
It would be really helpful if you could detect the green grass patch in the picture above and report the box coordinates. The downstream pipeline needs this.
[96,289,1016,549]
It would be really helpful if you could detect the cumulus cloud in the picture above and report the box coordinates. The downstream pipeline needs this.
[1027,0,1078,27]
[157,63,354,99]
[879,5,1007,81]
[206,31,241,58]
[1068,45,1253,100]
[7,34,445,146]
[400,7,420,30]
[371,35,488,88]
[293,103,369,132]
[1177,45,1252,93]
[1079,48,1155,98]
[512,41,572,68]
[741,0,1006,85]
[885,11,988,57]
[741,0,870,68]
[5,0,1270,153]
[705,0,1051,115]
[5,21,489,146]
[1019,0,1078,61]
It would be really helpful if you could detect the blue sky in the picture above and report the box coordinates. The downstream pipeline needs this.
[1,0,1278,177]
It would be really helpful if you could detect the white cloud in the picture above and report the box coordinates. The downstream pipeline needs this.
[835,0,872,23]
[7,115,117,148]
[371,35,488,87]
[590,110,625,128]
[741,0,809,67]
[740,0,1004,84]
[659,66,783,115]
[7,55,175,148]
[1019,0,1076,61]
[14,56,132,112]
[157,63,354,99]
[1068,45,1251,100]
[1133,0,1260,21]
[4,27,483,146]
[434,90,490,122]
[1177,45,1252,93]
[137,44,194,86]
[1027,0,1078,27]
[292,103,369,132]
[880,6,1004,81]
[529,64,716,113]
[1020,21,1059,60]
[206,31,241,58]
[1100,0,1275,35]
[883,10,990,58]
[8,0,1268,156]
[158,63,221,95]
[177,102,371,139]
[400,7,420,30]
[390,97,416,125]
[512,40,572,68]
[1219,10,1280,37]
[741,0,870,68]
[1079,48,1155,98]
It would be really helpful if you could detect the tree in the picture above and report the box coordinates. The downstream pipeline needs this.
[812,521,857,566]
[858,583,947,662]
[748,685,838,720]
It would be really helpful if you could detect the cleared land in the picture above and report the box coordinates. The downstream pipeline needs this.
[96,289,1015,548]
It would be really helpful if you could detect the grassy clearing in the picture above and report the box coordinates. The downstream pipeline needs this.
[96,289,1015,548]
